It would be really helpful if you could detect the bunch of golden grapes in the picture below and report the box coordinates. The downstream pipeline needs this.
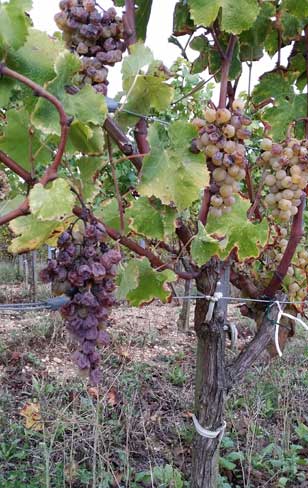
[192,100,251,217]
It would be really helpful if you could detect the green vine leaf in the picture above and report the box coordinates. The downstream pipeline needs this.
[0,0,32,54]
[76,156,105,202]
[188,0,260,34]
[282,0,308,20]
[263,94,307,140]
[126,197,176,240]
[239,2,275,61]
[33,52,107,135]
[119,75,174,123]
[117,257,176,306]
[98,198,129,233]
[29,178,76,221]
[138,121,209,211]
[252,70,296,105]
[0,108,51,170]
[4,29,65,109]
[121,42,154,91]
[191,196,269,265]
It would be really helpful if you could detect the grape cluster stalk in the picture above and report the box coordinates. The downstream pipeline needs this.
[55,0,125,96]
[40,217,121,385]
[192,99,252,217]
[0,170,10,200]
[259,137,308,223]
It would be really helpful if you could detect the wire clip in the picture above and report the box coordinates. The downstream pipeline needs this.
[192,415,226,440]
[205,288,223,323]
[272,300,308,357]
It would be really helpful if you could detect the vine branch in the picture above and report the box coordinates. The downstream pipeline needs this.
[0,64,71,185]
[0,150,34,184]
[263,196,305,298]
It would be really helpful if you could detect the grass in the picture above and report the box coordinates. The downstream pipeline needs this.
[0,281,308,487]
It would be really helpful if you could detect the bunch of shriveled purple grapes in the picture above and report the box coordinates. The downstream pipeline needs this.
[192,100,252,217]
[40,218,121,385]
[0,170,10,200]
[55,0,125,96]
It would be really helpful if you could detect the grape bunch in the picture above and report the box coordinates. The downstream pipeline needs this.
[40,218,121,385]
[55,0,125,96]
[0,170,10,200]
[242,225,307,307]
[259,137,308,223]
[192,99,251,217]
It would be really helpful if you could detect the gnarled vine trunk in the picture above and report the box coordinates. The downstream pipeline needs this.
[191,260,230,488]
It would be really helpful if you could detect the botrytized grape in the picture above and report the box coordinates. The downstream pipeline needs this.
[261,137,308,223]
[195,99,252,215]
[0,170,10,200]
[40,216,121,385]
[55,0,125,96]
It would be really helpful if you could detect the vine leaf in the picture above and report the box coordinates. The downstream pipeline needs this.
[282,0,308,19]
[68,123,105,155]
[98,198,129,233]
[252,70,296,105]
[0,108,51,170]
[3,29,65,110]
[126,197,176,240]
[9,214,70,254]
[119,75,174,124]
[121,42,153,91]
[239,2,275,61]
[76,156,105,202]
[192,196,269,265]
[29,179,76,221]
[117,257,176,306]
[188,0,260,34]
[263,94,307,140]
[33,52,107,135]
[0,0,32,53]
[138,121,208,211]
[0,195,24,217]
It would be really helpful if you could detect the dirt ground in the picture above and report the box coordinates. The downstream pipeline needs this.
[0,282,308,487]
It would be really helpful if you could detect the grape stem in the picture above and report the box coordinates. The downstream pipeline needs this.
[199,188,211,225]
[305,25,308,138]
[218,35,237,109]
[263,195,305,298]
[107,135,125,235]
[123,0,137,50]
[103,116,142,171]
[247,169,267,221]
[0,150,35,184]
[134,118,150,167]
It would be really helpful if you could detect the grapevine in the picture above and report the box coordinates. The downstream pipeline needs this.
[55,0,125,95]
[193,100,252,217]
[40,213,121,385]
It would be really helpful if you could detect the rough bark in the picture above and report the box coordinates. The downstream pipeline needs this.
[177,278,191,332]
[192,260,230,488]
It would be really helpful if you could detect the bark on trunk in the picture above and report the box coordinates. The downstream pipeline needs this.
[177,278,191,332]
[191,260,230,488]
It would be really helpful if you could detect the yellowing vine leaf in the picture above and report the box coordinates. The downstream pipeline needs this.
[20,402,43,431]
[29,179,75,221]
[9,214,72,254]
